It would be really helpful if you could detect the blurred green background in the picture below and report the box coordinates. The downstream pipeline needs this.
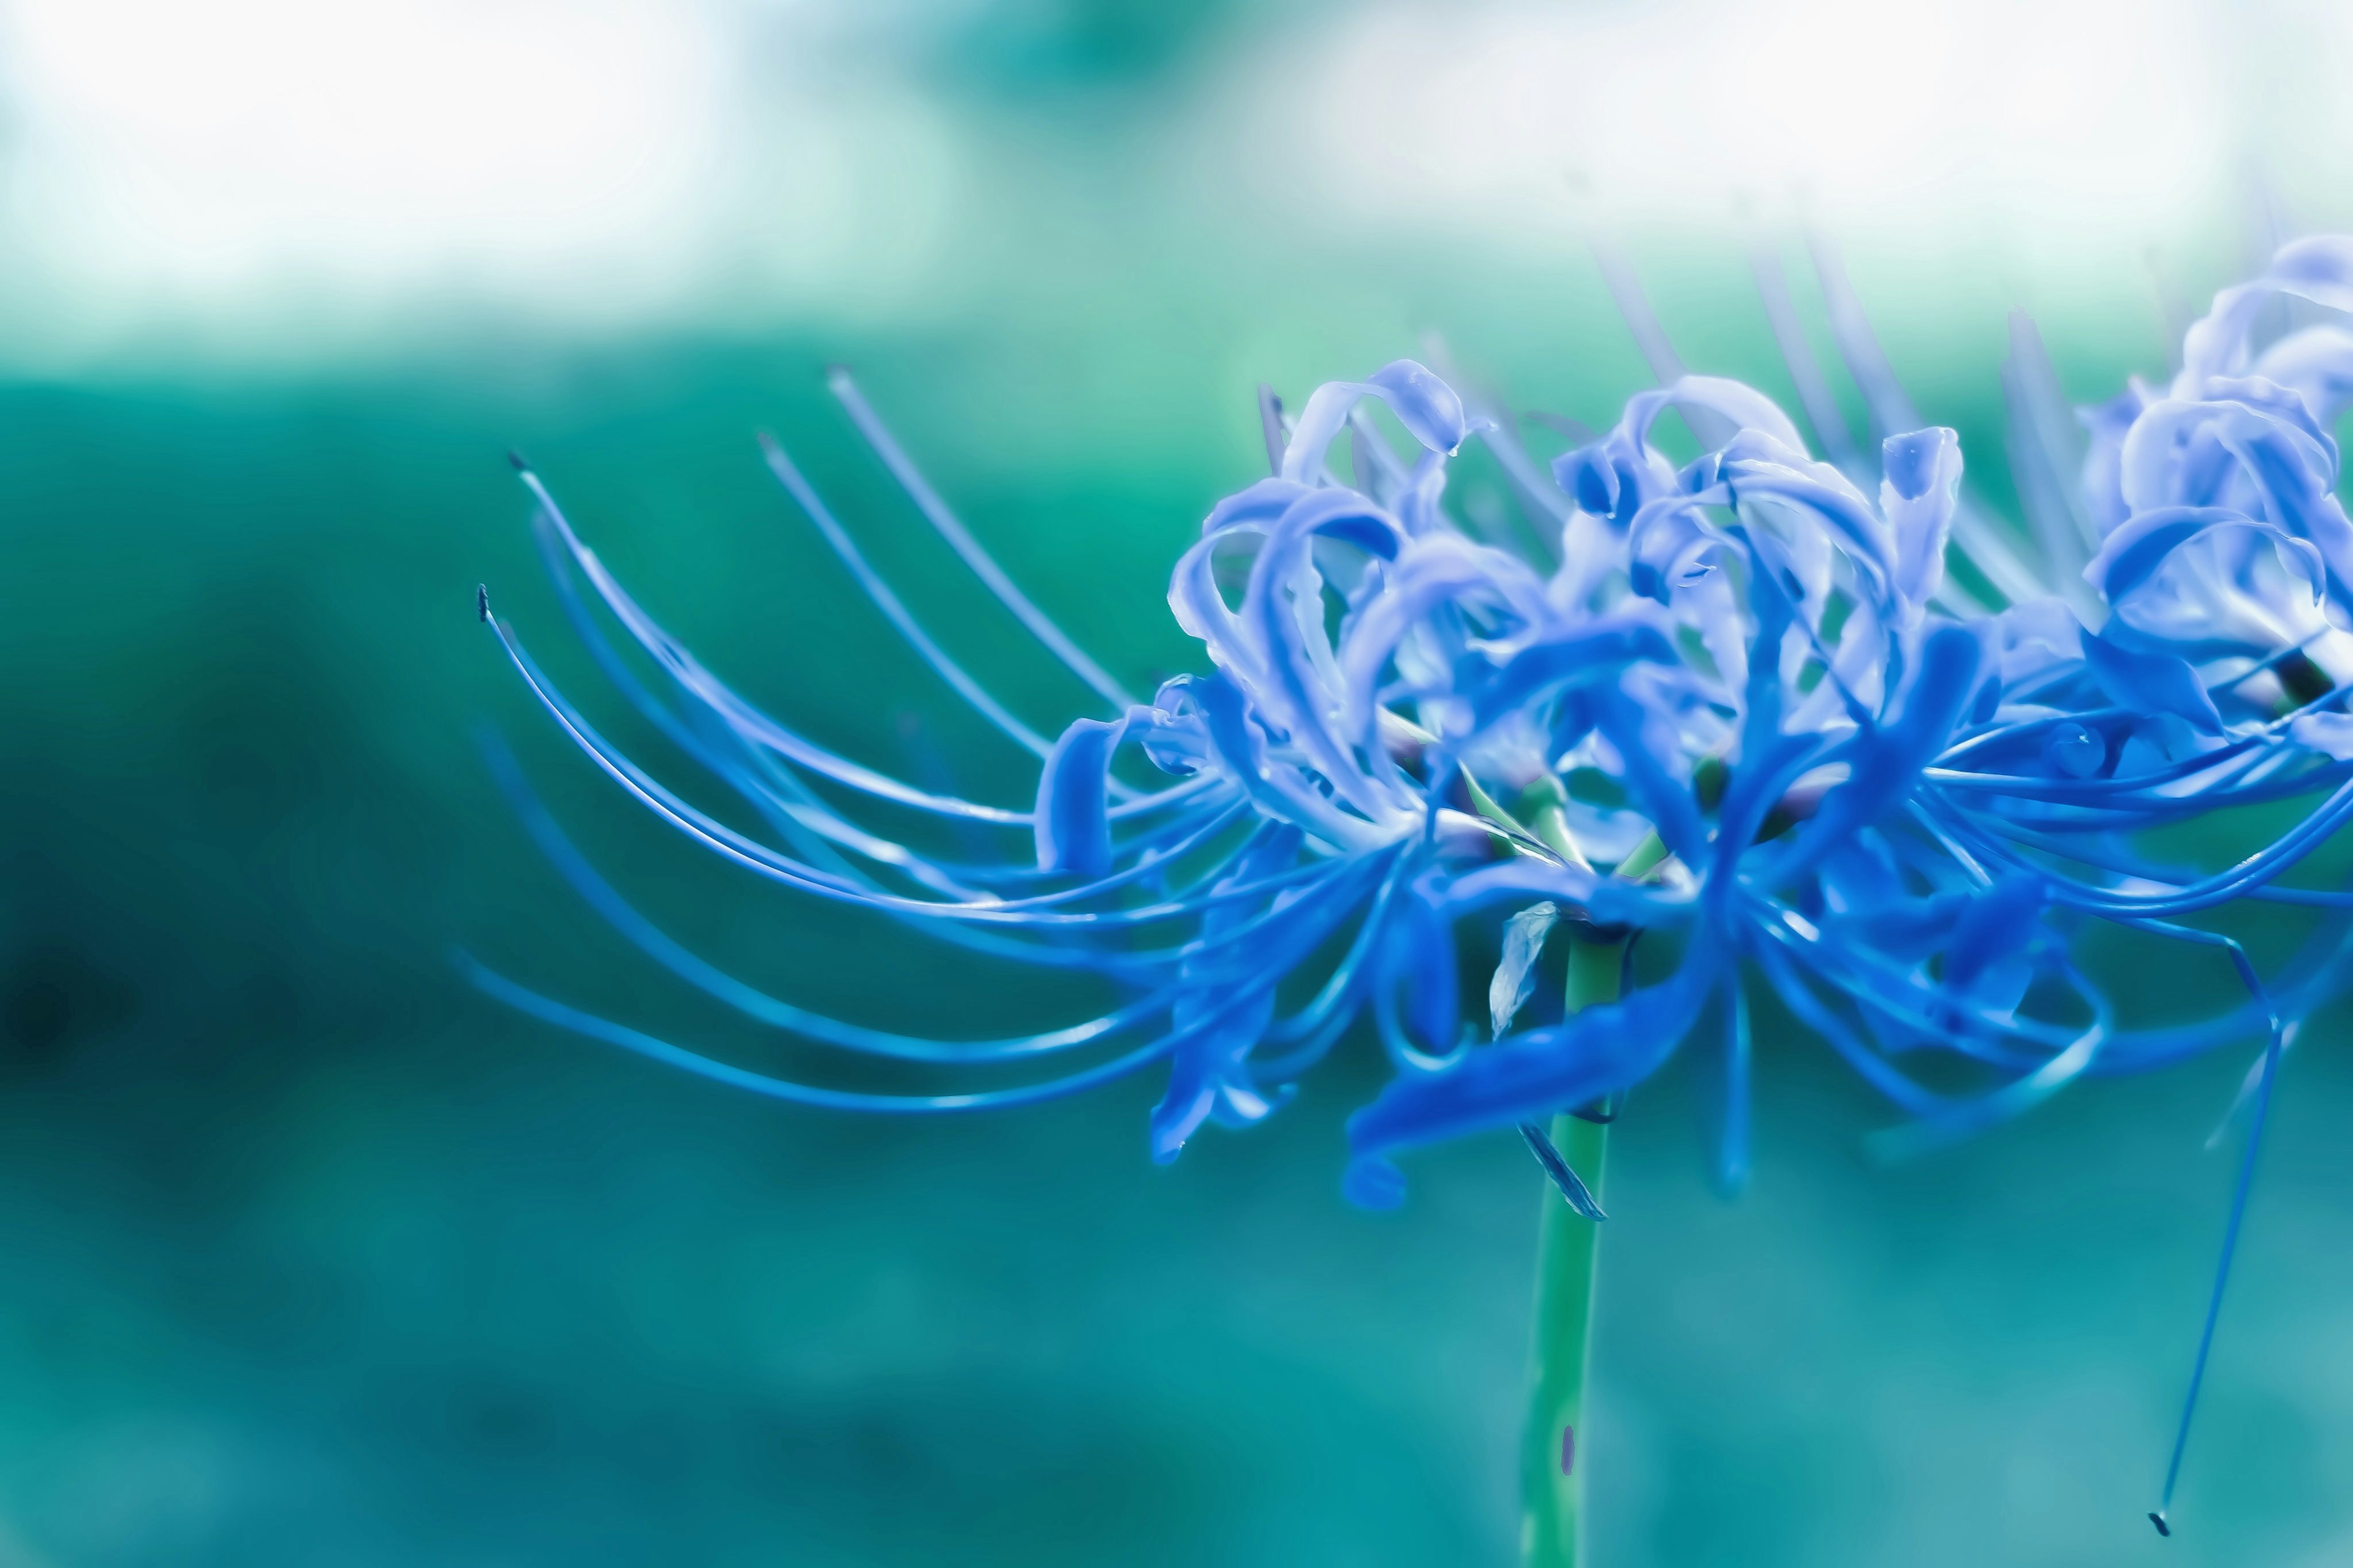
[4,0,2353,1563]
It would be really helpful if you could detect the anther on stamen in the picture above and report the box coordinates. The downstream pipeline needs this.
[1257,382,1286,476]
[477,585,491,624]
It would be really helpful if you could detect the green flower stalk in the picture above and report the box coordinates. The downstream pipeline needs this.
[1522,936,1621,1568]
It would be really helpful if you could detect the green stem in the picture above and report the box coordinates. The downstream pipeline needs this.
[1521,934,1622,1568]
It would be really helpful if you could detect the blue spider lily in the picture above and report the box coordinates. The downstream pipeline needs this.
[471,235,2353,1531]
[468,233,2353,1181]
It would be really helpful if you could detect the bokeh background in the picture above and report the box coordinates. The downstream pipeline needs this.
[4,1,2353,1562]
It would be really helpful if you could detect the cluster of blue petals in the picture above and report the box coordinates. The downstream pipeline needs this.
[474,240,2353,1229]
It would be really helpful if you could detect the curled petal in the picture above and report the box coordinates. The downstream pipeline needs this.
[2082,630,2224,733]
[1281,359,1469,485]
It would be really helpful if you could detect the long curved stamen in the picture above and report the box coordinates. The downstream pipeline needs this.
[760,431,1056,760]
[1749,239,1862,469]
[827,367,1139,711]
[495,619,1332,933]
[2139,922,2289,1535]
[490,743,1182,1061]
[520,463,1042,824]
[2002,311,2103,588]
[1950,776,2353,916]
[460,952,1180,1112]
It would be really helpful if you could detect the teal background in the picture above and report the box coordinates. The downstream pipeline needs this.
[4,4,2352,1564]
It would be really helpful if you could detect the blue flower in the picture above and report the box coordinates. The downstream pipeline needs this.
[461,235,2353,1532]
[469,240,2353,1219]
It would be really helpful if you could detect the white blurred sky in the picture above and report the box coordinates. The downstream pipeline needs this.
[0,0,2346,367]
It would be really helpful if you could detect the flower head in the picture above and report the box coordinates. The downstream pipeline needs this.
[471,240,2353,1213]
[467,235,2353,1532]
